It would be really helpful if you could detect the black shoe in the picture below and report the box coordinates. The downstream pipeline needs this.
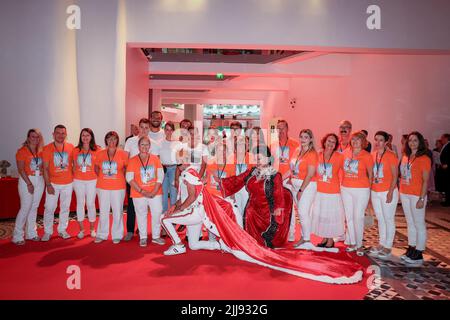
[324,241,335,249]
[400,245,415,261]
[317,243,325,248]
[404,249,424,265]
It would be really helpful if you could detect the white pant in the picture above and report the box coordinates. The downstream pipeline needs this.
[133,195,163,240]
[400,193,427,251]
[96,189,125,240]
[371,189,399,249]
[341,186,370,248]
[43,182,73,235]
[13,176,45,242]
[161,206,220,251]
[73,179,97,223]
[291,179,317,241]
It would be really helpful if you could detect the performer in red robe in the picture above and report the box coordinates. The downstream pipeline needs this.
[219,146,293,248]
[165,164,364,284]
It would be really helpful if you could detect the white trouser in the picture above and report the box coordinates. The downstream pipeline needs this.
[43,182,73,235]
[371,189,399,249]
[341,186,370,248]
[234,187,249,218]
[283,181,297,238]
[73,179,97,223]
[291,179,317,241]
[96,189,125,240]
[133,195,163,240]
[13,176,45,242]
[400,193,427,251]
[161,206,220,251]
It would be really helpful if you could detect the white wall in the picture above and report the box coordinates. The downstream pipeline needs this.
[274,54,450,148]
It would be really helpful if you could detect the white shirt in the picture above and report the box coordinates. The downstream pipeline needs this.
[159,139,183,165]
[124,135,160,158]
[149,130,165,144]
[180,142,209,173]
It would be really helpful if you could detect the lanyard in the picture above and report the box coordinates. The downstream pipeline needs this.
[27,145,40,166]
[80,149,90,166]
[107,149,116,172]
[407,154,416,170]
[53,142,65,166]
[374,148,386,177]
[138,154,150,175]
[294,147,310,173]
[322,151,334,171]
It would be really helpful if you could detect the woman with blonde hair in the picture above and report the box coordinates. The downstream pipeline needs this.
[12,129,45,245]
[341,131,374,256]
[288,129,318,250]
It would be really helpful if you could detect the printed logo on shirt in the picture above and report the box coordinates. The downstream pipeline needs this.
[140,165,155,184]
[53,152,69,170]
[102,161,118,177]
[279,146,290,163]
[400,164,412,185]
[318,163,333,182]
[373,163,384,183]
[344,158,359,176]
[77,153,92,167]
[30,158,43,172]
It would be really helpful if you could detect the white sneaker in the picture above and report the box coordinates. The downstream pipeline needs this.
[90,230,97,238]
[112,239,121,244]
[58,231,71,240]
[94,237,104,244]
[164,244,186,256]
[139,238,148,247]
[403,256,424,266]
[41,233,52,242]
[368,247,380,257]
[151,238,165,245]
[294,241,315,250]
[77,231,84,239]
[12,240,25,246]
[27,236,41,242]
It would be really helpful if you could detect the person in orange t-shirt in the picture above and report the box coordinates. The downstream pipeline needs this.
[286,129,318,250]
[12,129,45,245]
[341,131,374,256]
[126,136,165,247]
[369,131,399,259]
[72,128,101,239]
[270,119,300,242]
[94,131,128,244]
[311,133,345,249]
[399,131,431,266]
[41,125,74,241]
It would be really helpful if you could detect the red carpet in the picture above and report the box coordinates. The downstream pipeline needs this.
[0,218,371,300]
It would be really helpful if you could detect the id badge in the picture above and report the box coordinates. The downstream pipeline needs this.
[34,169,40,176]
[81,166,87,173]
[322,175,328,183]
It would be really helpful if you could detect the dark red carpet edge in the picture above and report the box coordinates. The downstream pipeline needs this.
[0,217,371,300]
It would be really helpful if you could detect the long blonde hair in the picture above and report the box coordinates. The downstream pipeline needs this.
[23,128,44,152]
[299,129,316,151]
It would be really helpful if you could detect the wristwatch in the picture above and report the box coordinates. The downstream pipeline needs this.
[419,197,425,201]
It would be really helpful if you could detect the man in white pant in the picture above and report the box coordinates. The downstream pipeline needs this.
[162,162,221,255]
[41,125,75,241]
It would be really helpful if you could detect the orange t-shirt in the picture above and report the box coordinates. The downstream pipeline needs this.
[206,159,236,196]
[16,146,43,177]
[341,149,374,188]
[399,155,431,196]
[290,149,318,181]
[72,147,101,181]
[271,138,300,175]
[95,149,128,190]
[127,154,163,198]
[371,149,398,192]
[316,151,343,194]
[42,142,74,184]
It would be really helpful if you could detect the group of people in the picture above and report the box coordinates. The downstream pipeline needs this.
[11,111,450,282]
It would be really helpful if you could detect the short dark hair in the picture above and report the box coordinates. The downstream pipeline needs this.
[404,131,427,157]
[151,110,163,118]
[361,130,368,136]
[76,128,98,151]
[104,131,120,146]
[277,119,288,129]
[230,121,242,129]
[320,133,339,151]
[374,131,389,142]
[54,124,66,132]
[139,118,150,126]
[164,121,175,131]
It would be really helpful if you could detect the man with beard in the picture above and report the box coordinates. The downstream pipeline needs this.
[338,120,352,153]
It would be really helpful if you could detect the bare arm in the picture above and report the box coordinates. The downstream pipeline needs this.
[386,163,398,203]
[43,161,55,195]
[17,160,34,194]
[416,169,429,209]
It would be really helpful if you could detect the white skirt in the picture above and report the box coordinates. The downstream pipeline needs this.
[311,192,345,238]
